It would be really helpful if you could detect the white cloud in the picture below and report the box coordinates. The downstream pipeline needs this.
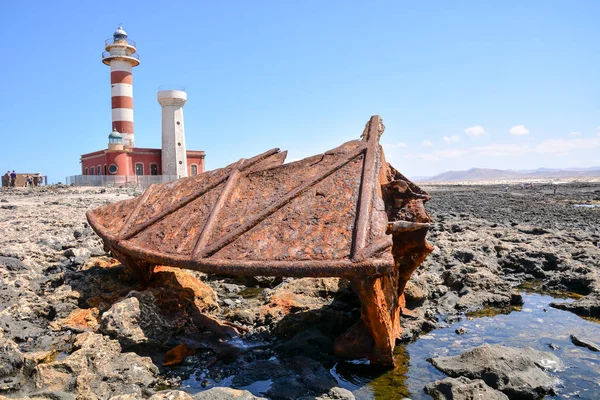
[409,149,466,161]
[421,140,434,147]
[464,125,486,137]
[534,137,600,154]
[406,137,600,162]
[597,131,600,137]
[568,131,581,136]
[472,143,528,157]
[509,125,530,136]
[383,142,408,149]
[442,135,461,143]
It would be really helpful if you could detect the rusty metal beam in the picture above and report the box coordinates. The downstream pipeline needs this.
[351,115,384,260]
[356,237,393,261]
[116,239,393,278]
[194,143,367,259]
[120,148,281,240]
[386,220,431,234]
[192,160,244,256]
[117,184,157,238]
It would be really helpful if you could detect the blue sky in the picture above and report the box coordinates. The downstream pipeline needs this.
[1,1,598,183]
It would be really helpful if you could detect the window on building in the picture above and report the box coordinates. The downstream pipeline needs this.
[191,164,198,176]
[135,163,144,176]
[85,168,88,175]
[108,164,118,174]
[150,163,158,176]
[90,168,94,175]
[97,165,101,175]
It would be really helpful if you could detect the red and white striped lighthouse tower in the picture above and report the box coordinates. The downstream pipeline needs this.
[102,26,140,148]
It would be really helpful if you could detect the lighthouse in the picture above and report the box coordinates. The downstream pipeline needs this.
[78,26,205,181]
[102,25,139,148]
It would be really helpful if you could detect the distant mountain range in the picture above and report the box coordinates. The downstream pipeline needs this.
[413,167,600,183]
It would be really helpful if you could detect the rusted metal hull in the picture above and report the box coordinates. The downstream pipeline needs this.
[87,115,433,366]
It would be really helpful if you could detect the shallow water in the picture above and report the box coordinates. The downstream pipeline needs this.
[333,293,600,399]
[174,292,600,399]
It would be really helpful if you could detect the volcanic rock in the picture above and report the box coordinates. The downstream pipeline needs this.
[100,291,175,348]
[149,391,194,400]
[424,376,509,400]
[551,294,600,317]
[0,337,25,392]
[32,332,158,399]
[570,334,600,352]
[192,387,266,400]
[429,344,561,400]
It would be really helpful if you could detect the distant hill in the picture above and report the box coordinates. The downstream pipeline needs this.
[414,167,600,183]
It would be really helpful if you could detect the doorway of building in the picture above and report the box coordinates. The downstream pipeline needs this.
[150,164,158,175]
[135,163,144,176]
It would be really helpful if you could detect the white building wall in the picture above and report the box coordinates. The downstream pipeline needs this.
[109,60,134,72]
[158,90,188,178]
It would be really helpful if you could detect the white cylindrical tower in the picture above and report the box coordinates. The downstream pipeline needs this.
[158,90,188,178]
[102,25,140,148]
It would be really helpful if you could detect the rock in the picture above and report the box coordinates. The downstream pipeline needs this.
[275,327,333,359]
[100,291,175,348]
[150,391,194,400]
[49,308,99,333]
[192,387,266,400]
[29,390,76,400]
[266,356,338,399]
[551,294,600,317]
[314,387,355,400]
[267,376,307,399]
[64,247,91,265]
[33,332,158,399]
[163,343,197,367]
[72,257,141,312]
[0,338,25,392]
[404,280,426,302]
[290,356,337,393]
[442,265,516,312]
[455,327,466,335]
[150,267,220,315]
[0,256,26,271]
[570,334,600,352]
[429,344,562,400]
[424,376,509,400]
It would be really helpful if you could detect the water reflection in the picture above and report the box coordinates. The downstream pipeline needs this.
[332,346,411,399]
[333,293,600,400]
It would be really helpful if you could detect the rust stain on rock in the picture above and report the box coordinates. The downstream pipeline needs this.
[163,343,197,367]
[49,308,100,333]
[87,116,433,366]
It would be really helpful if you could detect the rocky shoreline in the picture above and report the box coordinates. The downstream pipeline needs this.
[0,183,598,399]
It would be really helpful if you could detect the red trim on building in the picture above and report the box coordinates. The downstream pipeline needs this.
[81,147,205,176]
[113,121,134,133]
[81,149,106,159]
[111,96,134,109]
[110,71,133,84]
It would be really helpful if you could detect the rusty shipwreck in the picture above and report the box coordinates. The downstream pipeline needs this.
[87,115,433,366]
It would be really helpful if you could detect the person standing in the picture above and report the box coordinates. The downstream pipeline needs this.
[10,170,16,187]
